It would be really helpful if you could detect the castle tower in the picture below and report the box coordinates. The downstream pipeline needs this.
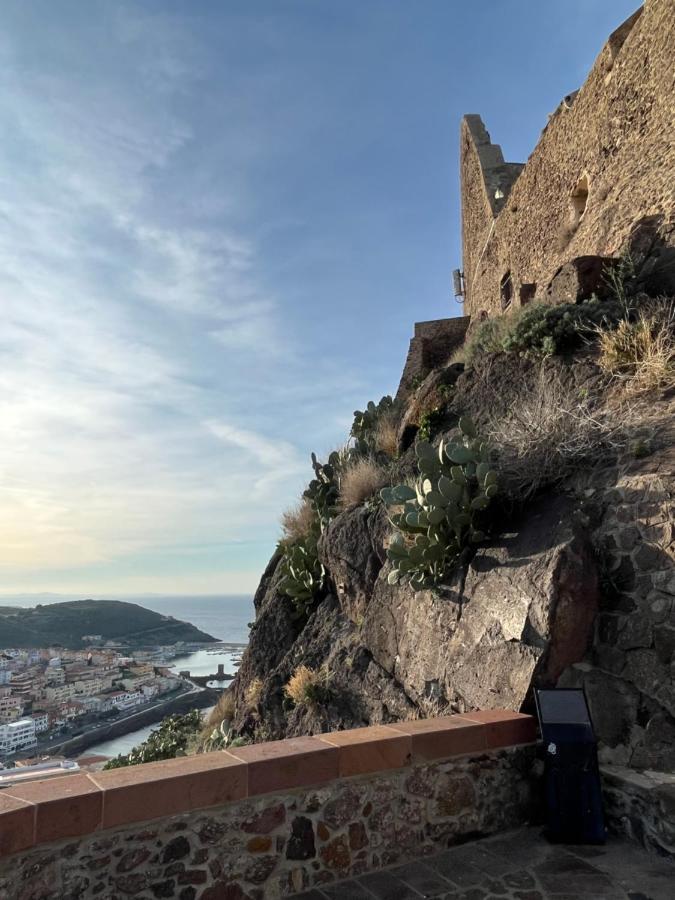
[459,3,674,319]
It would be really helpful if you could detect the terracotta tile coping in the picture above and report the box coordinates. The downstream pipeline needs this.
[0,710,536,856]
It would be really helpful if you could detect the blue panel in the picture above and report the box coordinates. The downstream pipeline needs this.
[536,689,592,726]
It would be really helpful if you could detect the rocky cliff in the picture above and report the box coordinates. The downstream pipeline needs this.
[229,298,675,775]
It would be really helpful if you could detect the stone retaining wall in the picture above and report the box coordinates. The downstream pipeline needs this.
[602,764,675,858]
[560,434,675,773]
[396,317,470,400]
[0,711,536,899]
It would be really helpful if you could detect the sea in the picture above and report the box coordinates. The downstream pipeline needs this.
[0,593,254,759]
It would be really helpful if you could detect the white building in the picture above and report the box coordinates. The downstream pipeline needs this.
[114,690,144,711]
[0,718,37,755]
[30,711,49,733]
[0,759,79,787]
[141,683,159,701]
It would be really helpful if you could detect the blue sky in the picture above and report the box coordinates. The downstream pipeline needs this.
[0,0,638,595]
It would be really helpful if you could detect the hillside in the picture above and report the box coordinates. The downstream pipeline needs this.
[222,249,675,776]
[0,599,216,648]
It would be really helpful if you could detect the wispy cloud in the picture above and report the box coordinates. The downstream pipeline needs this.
[0,1,422,594]
[205,420,306,496]
[0,4,319,592]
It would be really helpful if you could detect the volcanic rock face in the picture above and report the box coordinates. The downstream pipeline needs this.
[318,505,386,624]
[232,359,675,773]
[232,495,600,739]
[362,496,599,713]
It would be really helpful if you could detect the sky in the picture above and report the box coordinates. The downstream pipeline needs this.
[0,0,639,597]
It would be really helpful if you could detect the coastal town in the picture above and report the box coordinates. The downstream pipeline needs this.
[0,641,204,760]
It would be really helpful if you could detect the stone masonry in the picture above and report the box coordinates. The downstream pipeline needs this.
[396,317,470,401]
[602,764,675,857]
[560,422,675,774]
[461,1,675,318]
[0,744,535,900]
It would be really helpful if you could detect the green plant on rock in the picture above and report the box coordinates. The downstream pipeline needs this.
[202,718,251,752]
[603,251,637,314]
[278,537,325,619]
[351,395,396,454]
[417,406,444,443]
[303,451,341,528]
[380,416,498,590]
[631,438,651,459]
[278,449,342,616]
[500,298,624,358]
[465,316,512,364]
[103,710,202,769]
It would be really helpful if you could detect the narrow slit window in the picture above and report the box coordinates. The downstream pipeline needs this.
[500,271,513,310]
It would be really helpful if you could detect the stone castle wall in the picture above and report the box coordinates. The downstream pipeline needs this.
[461,1,675,318]
[396,316,470,400]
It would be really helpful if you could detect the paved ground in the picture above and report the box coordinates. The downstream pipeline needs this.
[291,827,674,900]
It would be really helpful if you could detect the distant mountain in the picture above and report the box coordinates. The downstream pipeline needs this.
[0,599,217,649]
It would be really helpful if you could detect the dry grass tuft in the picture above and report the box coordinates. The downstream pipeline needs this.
[280,498,317,545]
[487,364,631,500]
[339,457,389,509]
[597,300,675,395]
[404,696,451,720]
[284,665,324,706]
[206,690,235,729]
[448,344,466,366]
[244,677,263,710]
[374,414,399,458]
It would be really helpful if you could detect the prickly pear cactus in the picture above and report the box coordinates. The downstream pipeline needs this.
[351,395,395,451]
[303,451,341,529]
[380,416,498,590]
[278,538,326,618]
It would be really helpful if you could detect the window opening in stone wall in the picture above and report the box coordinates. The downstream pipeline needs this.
[570,175,589,228]
[519,283,537,306]
[500,271,513,310]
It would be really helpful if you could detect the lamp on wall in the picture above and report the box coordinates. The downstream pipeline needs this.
[452,269,465,300]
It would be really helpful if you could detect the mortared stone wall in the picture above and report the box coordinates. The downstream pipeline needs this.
[461,2,675,318]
